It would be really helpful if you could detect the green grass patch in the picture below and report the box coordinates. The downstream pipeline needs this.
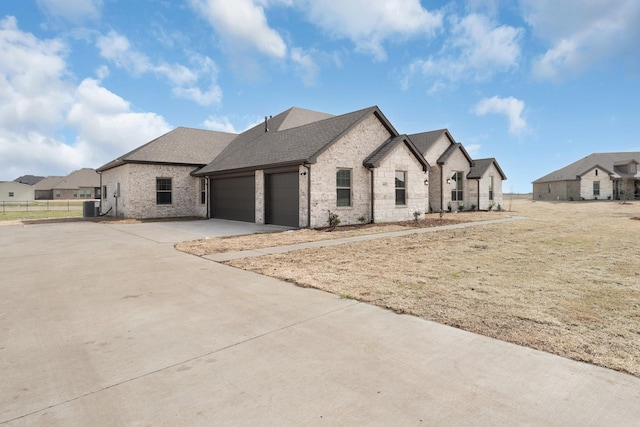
[0,210,83,221]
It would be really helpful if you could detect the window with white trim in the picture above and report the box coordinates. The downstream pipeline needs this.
[451,171,463,201]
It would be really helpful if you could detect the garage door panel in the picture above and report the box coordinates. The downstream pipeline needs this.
[211,176,255,222]
[266,172,299,227]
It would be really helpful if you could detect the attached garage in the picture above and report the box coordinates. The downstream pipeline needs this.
[210,175,255,222]
[265,171,299,227]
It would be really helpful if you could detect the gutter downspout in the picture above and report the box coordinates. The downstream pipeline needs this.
[303,163,311,228]
[206,176,210,219]
[477,180,480,210]
[370,168,375,223]
[440,166,444,212]
[97,170,102,215]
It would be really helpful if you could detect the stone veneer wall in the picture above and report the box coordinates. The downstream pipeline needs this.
[580,168,613,200]
[475,163,504,210]
[101,163,206,218]
[440,148,472,211]
[371,143,428,223]
[309,114,392,228]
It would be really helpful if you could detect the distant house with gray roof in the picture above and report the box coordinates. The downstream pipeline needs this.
[97,106,506,227]
[532,152,640,201]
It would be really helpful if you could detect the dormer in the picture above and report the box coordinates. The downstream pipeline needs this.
[613,159,639,176]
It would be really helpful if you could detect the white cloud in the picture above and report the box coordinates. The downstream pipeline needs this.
[96,30,222,106]
[188,0,287,58]
[36,0,102,23]
[67,78,171,165]
[403,13,522,90]
[298,0,443,61]
[202,116,237,133]
[521,0,640,79]
[291,47,319,86]
[0,17,170,180]
[473,96,527,135]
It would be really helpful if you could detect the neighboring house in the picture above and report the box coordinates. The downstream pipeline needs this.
[34,176,65,200]
[98,106,506,227]
[97,127,236,218]
[0,181,34,202]
[14,175,45,185]
[195,106,430,228]
[532,152,640,201]
[51,168,101,200]
[410,129,506,211]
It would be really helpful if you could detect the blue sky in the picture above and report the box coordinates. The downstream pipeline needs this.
[1,0,639,192]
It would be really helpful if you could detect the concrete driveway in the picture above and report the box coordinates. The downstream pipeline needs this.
[1,220,640,426]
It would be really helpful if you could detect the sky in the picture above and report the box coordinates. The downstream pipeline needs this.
[1,0,639,193]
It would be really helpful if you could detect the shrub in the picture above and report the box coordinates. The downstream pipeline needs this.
[497,203,502,211]
[470,204,476,211]
[458,204,464,212]
[357,214,367,224]
[413,211,422,221]
[488,202,495,211]
[328,210,341,228]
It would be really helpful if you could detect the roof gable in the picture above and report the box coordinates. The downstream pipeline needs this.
[364,135,430,172]
[409,129,455,154]
[468,158,507,180]
[437,142,473,166]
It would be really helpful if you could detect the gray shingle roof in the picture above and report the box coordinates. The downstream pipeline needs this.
[97,127,236,172]
[364,135,430,171]
[468,158,507,180]
[14,175,45,185]
[33,176,65,190]
[532,152,640,183]
[196,106,394,175]
[408,129,454,153]
[53,168,100,189]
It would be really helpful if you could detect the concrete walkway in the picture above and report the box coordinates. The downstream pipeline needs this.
[205,216,527,261]
[1,220,640,426]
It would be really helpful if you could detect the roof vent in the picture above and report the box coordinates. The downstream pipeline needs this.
[264,116,269,133]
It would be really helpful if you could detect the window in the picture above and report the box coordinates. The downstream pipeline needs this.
[450,171,463,201]
[200,178,206,205]
[489,176,494,201]
[96,187,101,199]
[593,181,600,196]
[156,178,172,205]
[595,169,598,176]
[8,192,14,197]
[631,164,637,173]
[336,169,351,207]
[102,186,107,199]
[72,190,78,198]
[79,189,90,198]
[55,190,61,198]
[548,184,551,193]
[395,171,406,205]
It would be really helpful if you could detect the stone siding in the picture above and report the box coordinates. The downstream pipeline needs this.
[255,170,265,224]
[101,164,206,218]
[372,143,429,223]
[476,164,504,210]
[309,114,392,228]
[440,148,472,211]
[580,168,613,200]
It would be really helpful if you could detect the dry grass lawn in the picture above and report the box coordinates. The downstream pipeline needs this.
[178,197,640,377]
